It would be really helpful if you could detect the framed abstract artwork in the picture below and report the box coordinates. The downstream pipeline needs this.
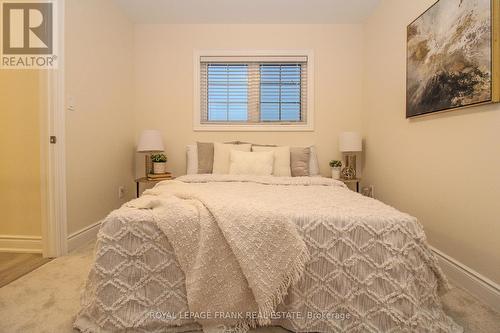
[406,0,500,118]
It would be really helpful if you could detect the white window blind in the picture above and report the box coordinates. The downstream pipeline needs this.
[199,55,308,126]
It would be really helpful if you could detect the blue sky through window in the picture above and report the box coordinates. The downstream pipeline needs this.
[206,63,302,122]
[260,64,301,122]
[207,64,248,121]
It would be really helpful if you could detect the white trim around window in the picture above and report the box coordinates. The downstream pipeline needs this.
[193,50,314,132]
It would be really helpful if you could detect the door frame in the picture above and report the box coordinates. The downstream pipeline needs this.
[41,0,67,257]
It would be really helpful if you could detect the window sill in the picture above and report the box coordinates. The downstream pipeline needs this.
[193,123,314,132]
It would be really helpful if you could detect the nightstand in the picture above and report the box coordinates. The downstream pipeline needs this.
[135,177,173,197]
[341,178,360,192]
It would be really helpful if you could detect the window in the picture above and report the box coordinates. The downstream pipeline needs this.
[207,64,248,121]
[195,51,313,131]
[260,64,302,122]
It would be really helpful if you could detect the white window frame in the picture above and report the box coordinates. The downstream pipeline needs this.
[193,49,314,132]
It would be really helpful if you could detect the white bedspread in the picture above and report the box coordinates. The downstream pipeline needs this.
[75,175,462,333]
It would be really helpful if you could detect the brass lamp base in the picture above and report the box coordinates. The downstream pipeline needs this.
[341,154,357,180]
[144,154,152,177]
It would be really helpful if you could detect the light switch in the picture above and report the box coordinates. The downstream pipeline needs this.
[67,95,76,111]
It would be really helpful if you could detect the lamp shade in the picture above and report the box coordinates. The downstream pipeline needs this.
[339,132,362,152]
[137,130,164,152]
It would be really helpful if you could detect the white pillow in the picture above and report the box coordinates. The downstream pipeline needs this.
[229,150,274,176]
[309,145,320,176]
[252,146,291,177]
[213,143,252,174]
[186,145,198,174]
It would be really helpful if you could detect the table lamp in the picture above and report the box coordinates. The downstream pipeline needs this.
[339,132,362,180]
[137,130,164,177]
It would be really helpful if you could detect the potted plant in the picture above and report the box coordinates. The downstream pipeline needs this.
[329,160,342,180]
[151,154,167,174]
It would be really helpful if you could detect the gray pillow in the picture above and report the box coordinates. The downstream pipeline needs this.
[197,142,214,174]
[290,147,310,177]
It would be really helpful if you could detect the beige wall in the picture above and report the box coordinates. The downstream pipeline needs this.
[65,0,135,234]
[63,2,500,284]
[363,0,500,283]
[133,24,364,178]
[0,71,42,236]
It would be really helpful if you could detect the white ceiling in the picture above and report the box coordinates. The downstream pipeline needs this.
[113,0,380,24]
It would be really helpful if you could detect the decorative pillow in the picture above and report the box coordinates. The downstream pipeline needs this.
[186,145,198,174]
[197,142,214,174]
[213,143,252,174]
[252,146,291,177]
[290,147,310,177]
[309,145,320,176]
[229,150,274,176]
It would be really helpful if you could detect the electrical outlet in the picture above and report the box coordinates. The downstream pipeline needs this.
[118,186,126,199]
[361,185,375,198]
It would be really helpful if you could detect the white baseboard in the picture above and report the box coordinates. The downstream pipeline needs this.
[430,246,500,313]
[67,221,101,252]
[0,235,42,253]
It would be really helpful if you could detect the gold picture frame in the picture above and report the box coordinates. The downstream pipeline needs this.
[406,0,500,118]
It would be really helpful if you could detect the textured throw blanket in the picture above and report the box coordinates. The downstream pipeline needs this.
[125,175,324,332]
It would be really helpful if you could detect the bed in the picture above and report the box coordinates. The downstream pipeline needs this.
[74,174,462,333]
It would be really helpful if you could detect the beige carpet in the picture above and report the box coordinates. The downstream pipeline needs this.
[0,242,498,333]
